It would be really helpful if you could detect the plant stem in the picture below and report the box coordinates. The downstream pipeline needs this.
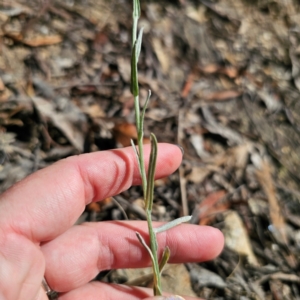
[130,0,191,296]
[146,210,162,295]
[131,0,161,295]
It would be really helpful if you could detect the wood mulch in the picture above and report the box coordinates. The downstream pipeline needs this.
[1,0,300,299]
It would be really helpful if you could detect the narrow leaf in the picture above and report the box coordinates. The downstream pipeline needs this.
[154,284,163,296]
[145,134,158,210]
[136,231,155,262]
[131,139,142,175]
[136,27,144,60]
[133,0,141,18]
[131,28,143,97]
[146,210,162,296]
[131,42,139,96]
[159,246,171,274]
[140,89,151,130]
[154,216,192,234]
[132,0,140,46]
[136,231,162,296]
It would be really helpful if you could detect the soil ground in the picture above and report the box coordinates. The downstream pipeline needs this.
[1,0,300,299]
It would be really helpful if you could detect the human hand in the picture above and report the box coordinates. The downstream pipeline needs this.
[0,143,224,300]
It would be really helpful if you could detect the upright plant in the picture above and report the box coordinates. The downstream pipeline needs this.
[130,0,191,296]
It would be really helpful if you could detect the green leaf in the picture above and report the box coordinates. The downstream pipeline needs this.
[132,0,140,46]
[140,89,151,130]
[159,246,171,274]
[133,0,141,18]
[131,139,142,173]
[136,27,144,61]
[131,42,139,96]
[145,133,158,210]
[153,215,192,234]
[146,210,162,295]
[136,230,162,295]
[131,28,143,97]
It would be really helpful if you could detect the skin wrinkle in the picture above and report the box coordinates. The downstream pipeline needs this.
[121,223,160,268]
[72,157,100,205]
[92,222,150,272]
[109,159,123,196]
[167,230,183,261]
[4,189,42,242]
[53,171,81,228]
[20,248,46,295]
[105,230,122,269]
[94,223,114,273]
[71,149,134,204]
[33,185,66,242]
[67,157,94,209]
[51,225,100,290]
[0,224,13,261]
[68,250,94,289]
[121,228,146,268]
[0,233,45,299]
[127,232,147,267]
[108,150,135,198]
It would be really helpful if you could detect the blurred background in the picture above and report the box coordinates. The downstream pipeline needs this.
[0,0,300,298]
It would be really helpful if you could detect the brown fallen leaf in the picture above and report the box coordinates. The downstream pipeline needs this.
[255,159,288,245]
[113,123,150,147]
[198,190,228,225]
[22,35,62,47]
[181,72,195,98]
[200,64,219,74]
[5,31,62,47]
[86,202,101,212]
[82,103,105,118]
[205,90,242,101]
[113,123,138,147]
[221,66,239,78]
[200,64,238,78]
[87,197,112,212]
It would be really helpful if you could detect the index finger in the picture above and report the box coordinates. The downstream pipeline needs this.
[0,143,182,242]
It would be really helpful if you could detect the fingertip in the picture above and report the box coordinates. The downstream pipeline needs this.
[155,143,183,170]
[212,227,225,256]
[170,224,224,263]
[159,143,183,159]
[175,144,184,156]
[202,226,225,260]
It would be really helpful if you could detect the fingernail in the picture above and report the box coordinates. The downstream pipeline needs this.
[176,144,184,156]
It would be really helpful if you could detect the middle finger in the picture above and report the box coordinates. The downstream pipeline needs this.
[41,221,223,292]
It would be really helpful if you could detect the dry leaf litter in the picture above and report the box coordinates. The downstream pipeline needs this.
[1,0,300,299]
